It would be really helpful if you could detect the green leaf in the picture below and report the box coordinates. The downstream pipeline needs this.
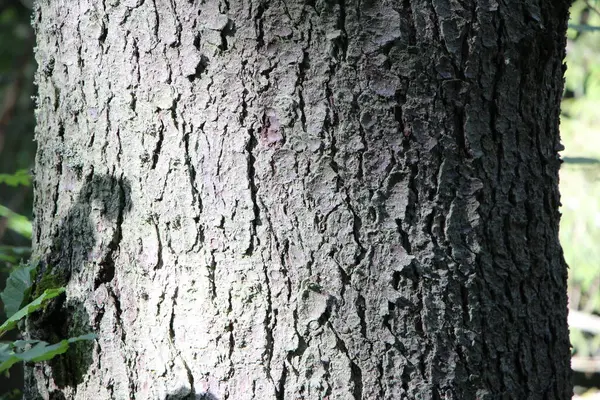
[0,353,20,373]
[1,262,36,318]
[10,339,45,347]
[0,342,13,361]
[0,288,65,338]
[0,342,21,372]
[0,205,32,239]
[19,340,69,362]
[22,334,96,362]
[0,334,95,374]
[0,169,31,187]
[70,333,97,342]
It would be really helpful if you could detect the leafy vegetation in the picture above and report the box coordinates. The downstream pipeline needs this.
[0,262,96,375]
[0,334,96,374]
[0,170,95,384]
[0,262,35,318]
[0,0,70,395]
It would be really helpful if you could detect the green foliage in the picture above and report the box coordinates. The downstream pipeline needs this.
[0,170,30,187]
[0,262,95,376]
[0,287,65,338]
[0,1,38,394]
[0,262,35,318]
[0,334,95,374]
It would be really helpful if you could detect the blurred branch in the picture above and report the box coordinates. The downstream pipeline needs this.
[0,62,26,156]
[0,76,21,155]
[19,0,33,9]
[570,284,582,312]
[570,309,600,335]
[569,23,600,32]
[562,156,600,165]
[0,26,33,155]
[584,0,600,18]
[572,356,600,373]
[585,278,600,314]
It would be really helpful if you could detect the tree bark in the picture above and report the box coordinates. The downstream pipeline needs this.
[28,0,572,399]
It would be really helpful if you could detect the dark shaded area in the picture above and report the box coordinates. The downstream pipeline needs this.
[574,370,600,390]
[42,174,132,287]
[167,388,218,400]
[24,174,131,396]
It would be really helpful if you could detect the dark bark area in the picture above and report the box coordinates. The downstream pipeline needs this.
[29,0,572,399]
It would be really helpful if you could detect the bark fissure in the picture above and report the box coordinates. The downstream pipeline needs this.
[151,120,164,170]
[183,124,203,215]
[245,128,259,256]
[169,287,196,395]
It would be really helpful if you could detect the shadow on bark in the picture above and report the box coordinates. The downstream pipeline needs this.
[167,388,218,400]
[26,174,131,393]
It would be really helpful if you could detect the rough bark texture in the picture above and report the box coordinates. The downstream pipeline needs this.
[28,0,572,399]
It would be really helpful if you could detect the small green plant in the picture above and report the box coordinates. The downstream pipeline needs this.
[0,262,95,375]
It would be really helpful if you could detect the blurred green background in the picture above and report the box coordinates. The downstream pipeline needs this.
[0,0,599,398]
[564,1,600,397]
[0,0,35,398]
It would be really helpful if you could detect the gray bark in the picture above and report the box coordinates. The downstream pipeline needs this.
[28,0,572,399]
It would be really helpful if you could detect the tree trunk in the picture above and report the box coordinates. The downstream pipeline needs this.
[27,0,572,399]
